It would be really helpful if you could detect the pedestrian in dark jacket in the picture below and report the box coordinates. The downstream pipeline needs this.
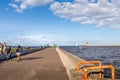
[7,45,12,60]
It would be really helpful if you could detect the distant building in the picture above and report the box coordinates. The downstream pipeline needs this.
[86,42,90,46]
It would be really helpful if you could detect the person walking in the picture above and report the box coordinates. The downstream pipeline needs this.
[7,45,12,60]
[3,42,8,61]
[0,43,3,54]
[16,45,23,62]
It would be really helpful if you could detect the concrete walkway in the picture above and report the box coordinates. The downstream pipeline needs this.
[0,48,69,80]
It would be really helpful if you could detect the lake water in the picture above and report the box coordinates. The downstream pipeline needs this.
[60,46,120,79]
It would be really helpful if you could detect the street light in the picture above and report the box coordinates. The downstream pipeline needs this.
[50,32,57,47]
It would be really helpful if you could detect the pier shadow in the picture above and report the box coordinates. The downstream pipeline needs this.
[22,56,43,61]
[0,61,5,66]
[0,61,4,63]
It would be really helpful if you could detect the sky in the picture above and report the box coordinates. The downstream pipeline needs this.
[0,0,120,46]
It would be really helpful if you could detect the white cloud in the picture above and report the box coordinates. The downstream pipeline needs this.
[9,35,52,46]
[9,3,23,13]
[9,0,54,13]
[75,0,88,3]
[9,3,18,9]
[112,0,120,7]
[50,0,120,28]
[20,35,50,41]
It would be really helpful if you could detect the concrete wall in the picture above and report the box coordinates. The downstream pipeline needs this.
[56,47,86,80]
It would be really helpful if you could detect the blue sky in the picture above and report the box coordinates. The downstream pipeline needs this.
[0,0,120,46]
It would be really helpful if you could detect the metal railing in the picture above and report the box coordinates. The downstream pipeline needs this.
[75,61,115,80]
[76,61,102,78]
[76,61,102,71]
[84,65,115,80]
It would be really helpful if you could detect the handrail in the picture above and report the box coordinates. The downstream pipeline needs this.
[76,61,102,78]
[84,65,115,80]
[76,61,102,71]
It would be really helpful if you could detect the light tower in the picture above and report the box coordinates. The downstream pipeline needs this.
[86,42,90,46]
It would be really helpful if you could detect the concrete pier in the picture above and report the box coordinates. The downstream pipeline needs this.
[0,48,69,80]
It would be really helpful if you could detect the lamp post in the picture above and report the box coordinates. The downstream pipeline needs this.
[50,32,56,47]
